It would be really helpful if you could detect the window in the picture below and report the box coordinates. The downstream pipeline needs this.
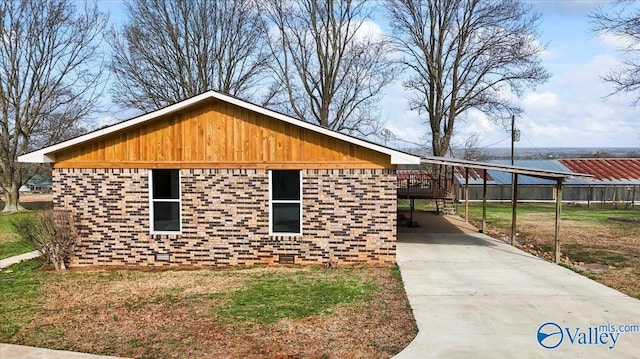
[269,170,302,235]
[149,169,181,233]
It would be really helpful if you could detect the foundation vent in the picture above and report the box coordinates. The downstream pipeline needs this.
[279,254,295,264]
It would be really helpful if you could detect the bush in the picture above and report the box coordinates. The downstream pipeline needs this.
[11,210,78,270]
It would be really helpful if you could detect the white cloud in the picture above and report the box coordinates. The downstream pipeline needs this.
[346,6,640,150]
[523,92,558,108]
[517,50,640,147]
[597,31,638,52]
[354,20,385,43]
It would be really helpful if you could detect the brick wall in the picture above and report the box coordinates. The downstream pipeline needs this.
[53,168,396,267]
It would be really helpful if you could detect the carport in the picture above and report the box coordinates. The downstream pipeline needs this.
[405,156,593,263]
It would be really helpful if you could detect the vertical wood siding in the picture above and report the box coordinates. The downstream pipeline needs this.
[54,100,392,169]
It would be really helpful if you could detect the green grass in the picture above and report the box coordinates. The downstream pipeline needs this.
[466,202,640,227]
[397,199,437,211]
[0,212,37,259]
[0,259,45,340]
[214,268,377,324]
[562,244,633,266]
[562,206,640,226]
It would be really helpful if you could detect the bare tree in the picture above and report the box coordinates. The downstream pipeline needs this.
[591,1,640,105]
[110,0,269,112]
[385,0,550,156]
[0,0,107,212]
[12,210,78,270]
[261,0,397,136]
[449,132,488,160]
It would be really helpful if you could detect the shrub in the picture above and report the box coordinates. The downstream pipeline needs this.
[11,210,78,270]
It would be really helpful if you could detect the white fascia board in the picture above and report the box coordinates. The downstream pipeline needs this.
[18,90,421,165]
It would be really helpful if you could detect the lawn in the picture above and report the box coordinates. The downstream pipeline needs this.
[1,193,417,357]
[0,212,36,259]
[465,202,640,299]
[0,262,417,358]
[0,194,53,259]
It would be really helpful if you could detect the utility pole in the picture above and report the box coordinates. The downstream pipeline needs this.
[511,115,515,166]
[510,115,519,246]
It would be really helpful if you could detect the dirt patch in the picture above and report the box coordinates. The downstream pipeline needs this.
[19,194,54,203]
[10,267,416,359]
[1,193,53,211]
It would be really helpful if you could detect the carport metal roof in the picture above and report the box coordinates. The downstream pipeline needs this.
[417,155,594,264]
[420,156,592,181]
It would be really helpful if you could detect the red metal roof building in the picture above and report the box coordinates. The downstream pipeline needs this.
[559,159,640,184]
[402,158,639,203]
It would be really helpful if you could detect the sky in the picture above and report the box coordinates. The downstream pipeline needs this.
[96,0,640,149]
[379,0,640,149]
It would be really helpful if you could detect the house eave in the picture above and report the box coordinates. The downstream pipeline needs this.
[18,91,421,166]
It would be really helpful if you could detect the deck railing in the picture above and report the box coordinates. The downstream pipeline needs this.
[397,173,433,194]
[397,172,454,199]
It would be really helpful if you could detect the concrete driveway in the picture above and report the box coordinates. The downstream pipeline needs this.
[393,232,640,358]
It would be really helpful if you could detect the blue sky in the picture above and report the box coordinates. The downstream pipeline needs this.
[97,0,640,149]
[381,0,640,149]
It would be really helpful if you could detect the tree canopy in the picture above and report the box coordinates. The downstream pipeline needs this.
[592,1,640,105]
[109,0,269,112]
[261,0,397,136]
[0,0,107,211]
[386,0,549,156]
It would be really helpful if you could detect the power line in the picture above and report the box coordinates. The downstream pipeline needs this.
[390,137,425,147]
[481,135,511,148]
[521,131,547,158]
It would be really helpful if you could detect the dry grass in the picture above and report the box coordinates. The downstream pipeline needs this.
[0,193,54,211]
[468,203,640,299]
[7,266,416,359]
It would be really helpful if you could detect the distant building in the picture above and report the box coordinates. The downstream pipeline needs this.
[23,174,53,193]
[454,159,640,204]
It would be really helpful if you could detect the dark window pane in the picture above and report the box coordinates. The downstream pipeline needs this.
[153,202,180,231]
[272,170,300,200]
[153,169,179,199]
[272,203,300,233]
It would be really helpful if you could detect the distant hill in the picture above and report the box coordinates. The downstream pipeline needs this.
[394,146,640,160]
[483,147,640,160]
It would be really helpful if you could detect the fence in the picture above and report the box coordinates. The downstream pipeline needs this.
[458,185,639,206]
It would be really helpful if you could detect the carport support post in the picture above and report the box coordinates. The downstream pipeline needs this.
[465,168,469,222]
[554,179,563,264]
[511,174,518,246]
[482,169,487,233]
[409,198,414,228]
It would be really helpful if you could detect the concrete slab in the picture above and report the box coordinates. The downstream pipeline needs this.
[0,344,125,359]
[393,233,640,359]
[0,251,40,269]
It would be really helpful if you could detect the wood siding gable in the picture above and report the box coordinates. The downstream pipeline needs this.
[55,100,393,169]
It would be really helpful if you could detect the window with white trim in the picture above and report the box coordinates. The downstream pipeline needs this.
[149,169,181,233]
[269,170,302,235]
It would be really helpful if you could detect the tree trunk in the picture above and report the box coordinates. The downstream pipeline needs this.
[2,183,25,212]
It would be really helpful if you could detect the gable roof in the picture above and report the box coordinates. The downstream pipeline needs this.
[18,90,421,165]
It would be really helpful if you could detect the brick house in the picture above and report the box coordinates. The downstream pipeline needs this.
[19,91,420,267]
